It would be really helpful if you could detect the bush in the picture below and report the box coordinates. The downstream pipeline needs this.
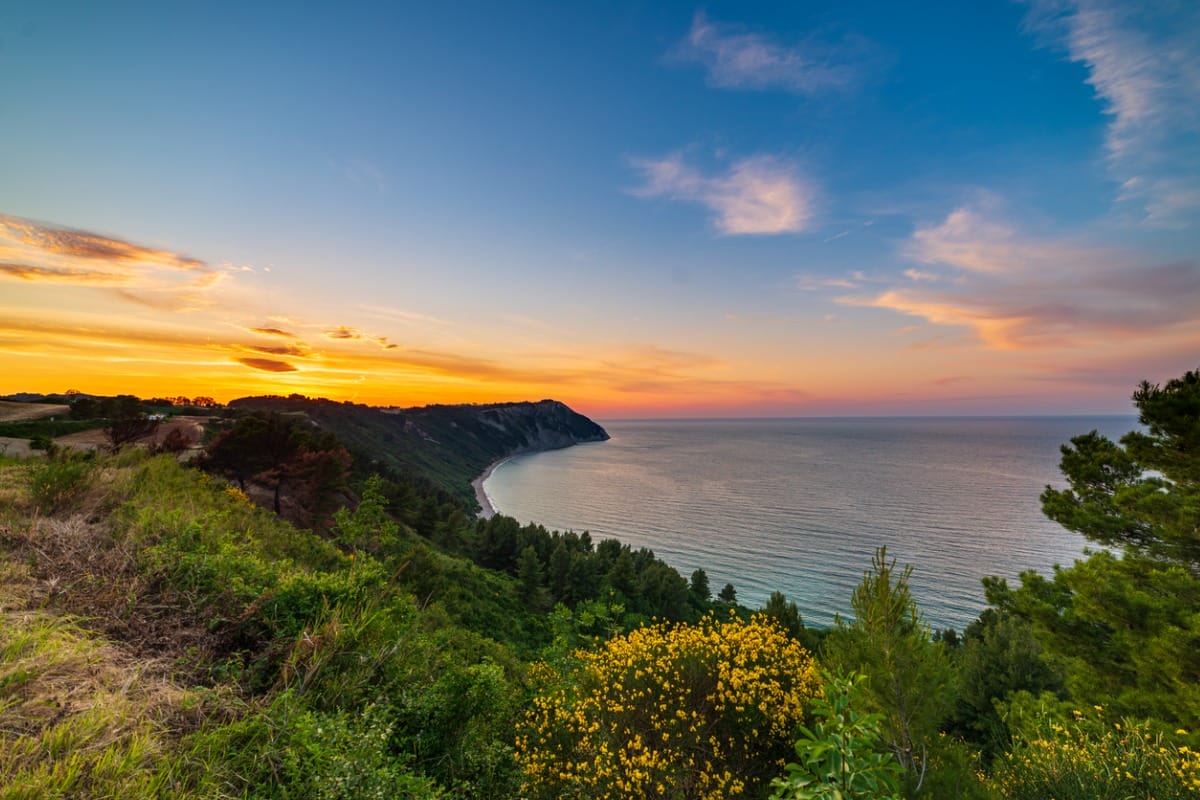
[516,612,820,799]
[26,454,96,513]
[177,690,443,800]
[990,700,1200,799]
[771,673,903,800]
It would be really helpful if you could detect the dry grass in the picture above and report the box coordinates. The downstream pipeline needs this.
[0,401,69,423]
[0,460,241,798]
[0,598,199,798]
[3,512,226,679]
[53,415,208,452]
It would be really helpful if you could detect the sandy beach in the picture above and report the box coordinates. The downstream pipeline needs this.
[472,456,512,519]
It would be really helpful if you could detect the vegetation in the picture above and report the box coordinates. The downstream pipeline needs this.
[770,673,903,800]
[1,368,1197,798]
[517,613,819,799]
[0,419,105,438]
[986,368,1200,728]
[229,394,607,506]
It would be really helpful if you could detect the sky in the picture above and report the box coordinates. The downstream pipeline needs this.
[1,0,1197,417]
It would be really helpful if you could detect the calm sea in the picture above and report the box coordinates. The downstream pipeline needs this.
[482,417,1137,631]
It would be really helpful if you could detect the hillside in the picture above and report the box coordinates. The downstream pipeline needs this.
[228,396,609,506]
[0,399,69,422]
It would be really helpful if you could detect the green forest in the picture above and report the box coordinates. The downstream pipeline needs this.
[1,369,1197,799]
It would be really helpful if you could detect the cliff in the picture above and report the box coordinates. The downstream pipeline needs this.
[228,395,608,506]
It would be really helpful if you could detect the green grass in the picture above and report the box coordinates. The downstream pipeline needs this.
[0,419,106,439]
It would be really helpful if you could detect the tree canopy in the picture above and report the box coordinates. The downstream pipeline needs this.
[988,367,1200,726]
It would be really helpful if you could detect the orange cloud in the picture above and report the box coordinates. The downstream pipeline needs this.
[235,357,300,373]
[244,344,312,357]
[0,215,220,308]
[323,324,398,349]
[249,326,299,338]
[1,215,204,268]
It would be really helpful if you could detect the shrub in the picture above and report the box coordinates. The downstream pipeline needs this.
[771,673,903,800]
[990,701,1200,799]
[176,690,443,800]
[516,612,820,799]
[26,454,96,513]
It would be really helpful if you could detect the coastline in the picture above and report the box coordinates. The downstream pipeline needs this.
[472,456,513,519]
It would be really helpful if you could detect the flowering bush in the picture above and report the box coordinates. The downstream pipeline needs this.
[516,612,820,799]
[991,703,1200,799]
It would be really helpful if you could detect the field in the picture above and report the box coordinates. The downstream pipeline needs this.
[0,400,69,422]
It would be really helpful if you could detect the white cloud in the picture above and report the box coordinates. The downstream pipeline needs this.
[903,268,940,282]
[631,153,815,235]
[796,274,861,291]
[905,207,1099,275]
[1023,0,1200,225]
[669,11,865,95]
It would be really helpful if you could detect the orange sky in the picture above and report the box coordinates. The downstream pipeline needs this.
[4,210,1195,417]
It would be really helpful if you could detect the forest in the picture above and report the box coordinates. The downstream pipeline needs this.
[0,369,1197,799]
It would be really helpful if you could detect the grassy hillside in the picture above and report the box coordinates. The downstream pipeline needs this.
[0,450,536,797]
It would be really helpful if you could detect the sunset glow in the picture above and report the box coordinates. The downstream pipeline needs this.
[2,2,1196,417]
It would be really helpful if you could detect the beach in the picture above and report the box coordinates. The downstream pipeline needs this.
[472,456,512,519]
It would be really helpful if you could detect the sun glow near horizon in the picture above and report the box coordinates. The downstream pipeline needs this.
[2,2,1197,416]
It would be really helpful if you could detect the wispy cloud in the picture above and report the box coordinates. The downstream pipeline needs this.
[669,11,867,95]
[847,204,1200,349]
[359,304,450,327]
[323,325,399,349]
[630,153,815,235]
[331,157,388,195]
[1023,0,1200,225]
[903,268,940,282]
[236,357,299,373]
[248,326,300,338]
[796,274,863,291]
[904,206,1097,275]
[0,215,221,306]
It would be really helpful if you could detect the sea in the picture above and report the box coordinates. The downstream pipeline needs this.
[481,417,1138,632]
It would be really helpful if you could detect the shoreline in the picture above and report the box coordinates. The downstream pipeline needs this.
[472,456,513,520]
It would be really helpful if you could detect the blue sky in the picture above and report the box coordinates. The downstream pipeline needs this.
[1,1,1197,415]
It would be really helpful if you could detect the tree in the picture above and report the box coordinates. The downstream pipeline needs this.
[988,368,1200,726]
[517,545,545,607]
[946,609,1062,759]
[690,568,711,601]
[198,412,350,520]
[823,547,954,794]
[762,591,803,638]
[103,395,159,452]
[718,582,737,603]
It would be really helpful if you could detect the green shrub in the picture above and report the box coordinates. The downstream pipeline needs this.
[176,690,443,800]
[990,698,1200,799]
[771,673,903,800]
[26,454,96,513]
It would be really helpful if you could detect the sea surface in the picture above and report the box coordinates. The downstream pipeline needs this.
[482,417,1138,631]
